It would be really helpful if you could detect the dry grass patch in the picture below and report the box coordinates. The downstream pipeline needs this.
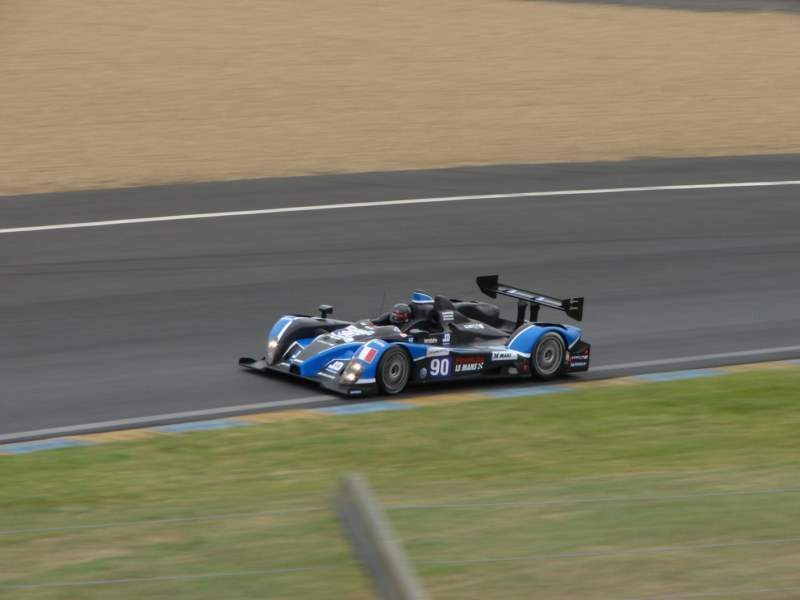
[2,1,799,195]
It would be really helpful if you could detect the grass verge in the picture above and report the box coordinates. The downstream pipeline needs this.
[1,369,799,599]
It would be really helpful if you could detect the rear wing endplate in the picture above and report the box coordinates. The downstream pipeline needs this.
[476,274,584,322]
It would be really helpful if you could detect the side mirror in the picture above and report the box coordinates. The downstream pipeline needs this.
[318,304,333,319]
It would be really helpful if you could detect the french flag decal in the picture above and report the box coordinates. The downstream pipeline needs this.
[357,346,378,364]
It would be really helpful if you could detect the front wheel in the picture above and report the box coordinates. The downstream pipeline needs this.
[376,347,411,395]
[530,332,566,381]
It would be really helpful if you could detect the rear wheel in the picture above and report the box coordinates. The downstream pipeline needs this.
[530,332,566,380]
[377,347,411,395]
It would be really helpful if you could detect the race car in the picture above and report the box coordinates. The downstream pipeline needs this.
[239,275,590,397]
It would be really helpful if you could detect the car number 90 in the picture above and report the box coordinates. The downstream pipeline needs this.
[429,357,451,377]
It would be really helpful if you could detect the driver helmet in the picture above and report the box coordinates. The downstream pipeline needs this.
[389,303,412,326]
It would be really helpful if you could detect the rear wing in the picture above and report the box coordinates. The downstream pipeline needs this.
[476,274,584,322]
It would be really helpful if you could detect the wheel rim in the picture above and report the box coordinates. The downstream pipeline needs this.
[381,352,409,394]
[535,336,563,376]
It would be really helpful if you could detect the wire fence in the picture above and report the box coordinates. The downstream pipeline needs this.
[0,565,356,592]
[4,485,799,538]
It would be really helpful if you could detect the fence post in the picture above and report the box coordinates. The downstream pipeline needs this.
[334,473,430,600]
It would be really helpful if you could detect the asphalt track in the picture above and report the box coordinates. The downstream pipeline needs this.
[2,155,799,442]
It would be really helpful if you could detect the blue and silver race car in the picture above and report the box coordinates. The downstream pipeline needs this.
[239,275,590,397]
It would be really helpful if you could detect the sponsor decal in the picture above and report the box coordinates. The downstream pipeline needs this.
[442,333,451,344]
[569,348,590,363]
[462,323,485,330]
[329,325,374,343]
[419,367,428,379]
[440,310,455,321]
[348,389,363,395]
[454,356,485,373]
[455,356,484,364]
[426,347,450,357]
[491,350,517,361]
[356,346,378,364]
[569,352,589,366]
[423,337,438,344]
[325,360,345,373]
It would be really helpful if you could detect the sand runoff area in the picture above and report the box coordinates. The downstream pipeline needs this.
[1,0,799,196]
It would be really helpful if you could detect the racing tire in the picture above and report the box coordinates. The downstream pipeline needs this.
[377,347,411,395]
[530,332,566,381]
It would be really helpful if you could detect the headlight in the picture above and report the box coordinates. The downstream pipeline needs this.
[340,359,364,383]
[266,338,279,364]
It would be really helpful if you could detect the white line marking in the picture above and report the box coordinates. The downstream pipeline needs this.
[591,345,800,372]
[2,347,798,444]
[3,180,799,234]
[0,394,331,443]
